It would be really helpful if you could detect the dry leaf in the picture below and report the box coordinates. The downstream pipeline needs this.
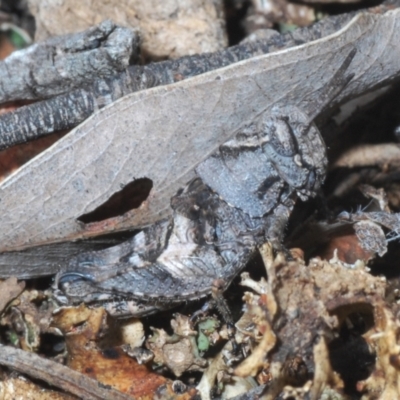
[51,305,199,399]
[1,8,400,258]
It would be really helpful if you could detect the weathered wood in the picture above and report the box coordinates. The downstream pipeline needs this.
[0,20,139,103]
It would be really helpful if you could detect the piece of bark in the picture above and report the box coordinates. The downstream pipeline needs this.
[0,9,355,150]
[0,20,140,103]
[27,0,227,59]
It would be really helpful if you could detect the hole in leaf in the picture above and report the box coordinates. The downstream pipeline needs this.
[77,178,153,224]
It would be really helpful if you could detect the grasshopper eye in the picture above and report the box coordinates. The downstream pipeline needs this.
[263,118,297,157]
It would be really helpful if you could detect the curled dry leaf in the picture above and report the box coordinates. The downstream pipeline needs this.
[338,208,400,258]
[317,228,380,264]
[312,214,389,263]
[353,220,387,257]
[288,197,400,263]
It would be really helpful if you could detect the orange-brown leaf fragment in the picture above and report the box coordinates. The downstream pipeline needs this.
[52,305,198,399]
[318,230,378,263]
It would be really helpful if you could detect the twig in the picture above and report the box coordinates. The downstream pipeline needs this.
[0,344,135,400]
[0,11,358,150]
